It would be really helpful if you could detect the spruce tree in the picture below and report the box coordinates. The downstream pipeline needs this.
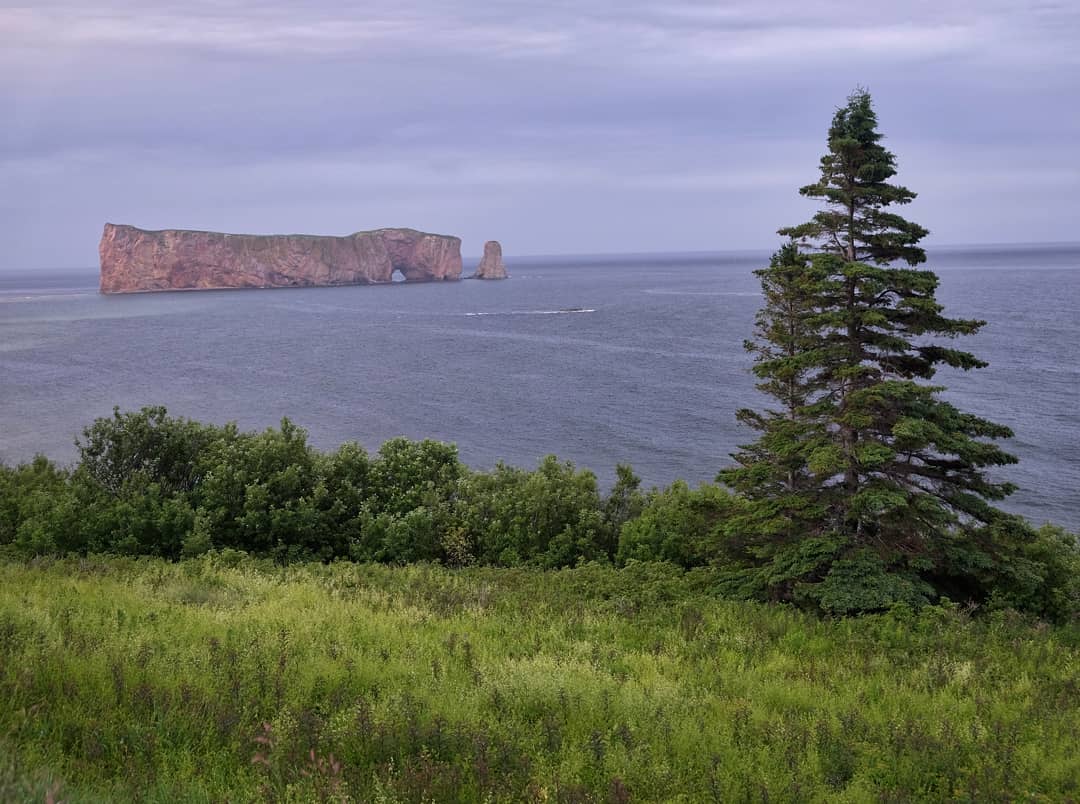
[721,243,829,553]
[720,89,1022,613]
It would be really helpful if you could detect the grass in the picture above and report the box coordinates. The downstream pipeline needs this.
[0,555,1077,802]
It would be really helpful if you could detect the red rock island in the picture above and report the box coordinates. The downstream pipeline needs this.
[98,223,464,294]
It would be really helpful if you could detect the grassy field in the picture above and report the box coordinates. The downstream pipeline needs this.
[0,556,1077,802]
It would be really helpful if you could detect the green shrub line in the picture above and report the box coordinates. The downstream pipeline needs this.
[1,557,1078,801]
[0,406,677,569]
[1,405,1077,621]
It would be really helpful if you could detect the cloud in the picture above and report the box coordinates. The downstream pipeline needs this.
[0,5,572,58]
[0,1,1022,64]
[1,0,1078,266]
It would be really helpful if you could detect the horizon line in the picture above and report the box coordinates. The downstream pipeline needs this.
[7,238,1080,272]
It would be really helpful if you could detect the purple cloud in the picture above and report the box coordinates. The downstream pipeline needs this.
[2,0,1077,266]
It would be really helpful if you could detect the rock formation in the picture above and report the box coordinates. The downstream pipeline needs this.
[98,224,463,294]
[472,240,508,280]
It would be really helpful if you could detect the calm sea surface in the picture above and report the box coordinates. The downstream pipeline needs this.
[1,245,1077,529]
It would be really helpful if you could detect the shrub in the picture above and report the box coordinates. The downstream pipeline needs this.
[618,481,740,567]
[456,457,609,567]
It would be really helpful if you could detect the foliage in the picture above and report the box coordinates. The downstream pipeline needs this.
[0,558,1077,801]
[0,456,75,556]
[0,409,633,572]
[75,405,222,497]
[721,89,1033,614]
[193,418,329,561]
[977,520,1080,620]
[617,480,740,567]
[351,438,466,564]
[2,401,1076,619]
[453,456,610,568]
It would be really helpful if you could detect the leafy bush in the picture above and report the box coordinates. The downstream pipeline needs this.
[618,481,740,567]
[75,405,222,496]
[0,407,1075,621]
[193,418,326,560]
[347,438,465,563]
[454,456,609,567]
[0,456,75,556]
[978,519,1080,621]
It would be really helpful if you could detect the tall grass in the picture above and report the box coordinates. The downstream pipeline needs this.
[1,556,1077,801]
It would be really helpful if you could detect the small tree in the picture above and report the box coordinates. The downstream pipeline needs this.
[76,405,221,496]
[721,89,1024,613]
[719,243,832,579]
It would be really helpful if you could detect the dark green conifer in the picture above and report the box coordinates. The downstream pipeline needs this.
[721,243,829,582]
[721,89,1022,613]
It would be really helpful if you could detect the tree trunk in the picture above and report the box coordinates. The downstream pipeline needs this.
[842,197,859,494]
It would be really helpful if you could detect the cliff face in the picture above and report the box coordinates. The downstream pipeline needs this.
[378,227,463,283]
[99,224,463,294]
[473,240,508,279]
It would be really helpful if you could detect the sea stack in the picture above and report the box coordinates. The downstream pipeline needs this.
[472,240,508,280]
[98,224,463,294]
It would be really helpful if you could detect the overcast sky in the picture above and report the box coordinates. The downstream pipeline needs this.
[3,0,1078,267]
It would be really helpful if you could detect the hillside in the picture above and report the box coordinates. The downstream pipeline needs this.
[1,558,1077,801]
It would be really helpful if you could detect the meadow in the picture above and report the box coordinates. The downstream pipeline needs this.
[1,556,1077,802]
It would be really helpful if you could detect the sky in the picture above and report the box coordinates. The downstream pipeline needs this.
[2,0,1079,267]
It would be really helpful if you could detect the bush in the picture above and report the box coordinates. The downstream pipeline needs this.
[455,456,609,567]
[0,457,71,553]
[193,418,325,559]
[75,405,223,496]
[618,481,740,567]
[979,519,1080,622]
[0,407,1075,621]
[367,438,463,517]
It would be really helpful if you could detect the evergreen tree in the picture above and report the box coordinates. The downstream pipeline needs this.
[720,242,829,570]
[721,89,1023,613]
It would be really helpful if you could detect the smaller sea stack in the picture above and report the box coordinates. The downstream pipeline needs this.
[473,240,508,280]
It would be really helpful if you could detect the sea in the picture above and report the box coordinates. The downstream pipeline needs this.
[1,244,1077,530]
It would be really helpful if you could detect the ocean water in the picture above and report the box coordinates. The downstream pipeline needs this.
[1,244,1077,530]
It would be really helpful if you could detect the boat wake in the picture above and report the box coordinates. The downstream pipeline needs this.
[464,308,596,317]
[643,289,760,297]
[0,292,96,304]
